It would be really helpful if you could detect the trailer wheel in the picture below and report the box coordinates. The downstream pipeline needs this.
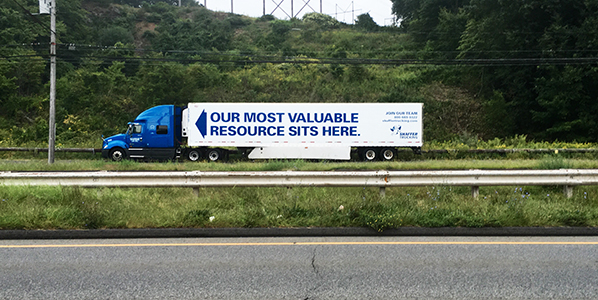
[363,148,378,162]
[381,148,396,161]
[187,149,201,162]
[110,148,125,162]
[207,149,221,162]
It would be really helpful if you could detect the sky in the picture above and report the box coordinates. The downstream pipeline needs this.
[200,0,396,26]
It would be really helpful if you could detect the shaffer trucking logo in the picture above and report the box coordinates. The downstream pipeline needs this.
[390,125,418,139]
[400,132,419,139]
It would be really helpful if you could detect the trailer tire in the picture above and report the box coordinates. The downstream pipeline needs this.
[110,148,126,162]
[187,149,201,162]
[363,148,378,162]
[381,148,396,161]
[207,149,221,162]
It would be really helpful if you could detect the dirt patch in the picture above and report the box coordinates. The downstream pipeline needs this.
[421,82,487,139]
[136,21,156,33]
[83,2,125,19]
[134,21,157,48]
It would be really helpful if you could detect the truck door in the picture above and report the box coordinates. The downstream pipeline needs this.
[128,122,145,159]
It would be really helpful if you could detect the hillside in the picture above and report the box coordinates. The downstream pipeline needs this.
[1,0,596,147]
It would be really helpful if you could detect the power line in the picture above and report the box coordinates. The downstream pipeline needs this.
[4,42,598,63]
[5,42,598,62]
[10,43,592,57]
[3,52,597,67]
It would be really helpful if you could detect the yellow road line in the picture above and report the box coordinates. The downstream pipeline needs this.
[2,241,598,248]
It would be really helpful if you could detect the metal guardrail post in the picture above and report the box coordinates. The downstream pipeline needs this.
[564,185,574,199]
[379,187,386,198]
[471,186,480,198]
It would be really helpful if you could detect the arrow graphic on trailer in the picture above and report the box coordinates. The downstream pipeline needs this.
[195,109,207,138]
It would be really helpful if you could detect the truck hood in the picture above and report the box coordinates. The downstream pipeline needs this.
[103,134,127,149]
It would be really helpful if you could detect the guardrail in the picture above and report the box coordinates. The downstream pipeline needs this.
[0,147,100,153]
[2,169,598,198]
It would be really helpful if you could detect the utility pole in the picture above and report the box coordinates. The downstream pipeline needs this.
[48,0,56,164]
[231,0,233,13]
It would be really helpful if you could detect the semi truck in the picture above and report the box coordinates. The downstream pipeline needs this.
[101,103,423,162]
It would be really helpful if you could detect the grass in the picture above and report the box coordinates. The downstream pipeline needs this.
[2,156,598,172]
[1,185,597,231]
[1,149,597,231]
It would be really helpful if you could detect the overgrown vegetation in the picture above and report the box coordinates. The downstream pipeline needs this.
[2,0,598,148]
[391,0,598,141]
[1,185,597,231]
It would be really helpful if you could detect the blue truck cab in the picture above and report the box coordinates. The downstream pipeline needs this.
[102,105,183,161]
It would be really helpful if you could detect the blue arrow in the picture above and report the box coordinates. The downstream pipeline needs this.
[195,109,207,138]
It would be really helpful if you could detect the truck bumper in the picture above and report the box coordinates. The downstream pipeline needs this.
[101,149,110,159]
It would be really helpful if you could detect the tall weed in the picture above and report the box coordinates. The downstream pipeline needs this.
[537,155,573,169]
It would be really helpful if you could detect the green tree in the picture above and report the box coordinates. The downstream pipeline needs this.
[134,61,190,107]
[455,0,598,140]
[0,4,45,45]
[355,13,379,32]
[99,26,135,46]
[302,12,340,30]
[391,0,469,43]
[56,60,137,138]
[428,8,467,56]
[266,20,292,49]
[57,0,92,43]
[532,66,598,142]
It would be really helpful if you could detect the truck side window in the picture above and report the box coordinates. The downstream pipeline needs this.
[156,125,168,135]
[127,124,142,135]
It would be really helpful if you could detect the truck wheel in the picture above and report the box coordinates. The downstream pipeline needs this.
[110,148,125,162]
[187,149,201,162]
[207,149,221,162]
[363,148,378,162]
[381,148,396,161]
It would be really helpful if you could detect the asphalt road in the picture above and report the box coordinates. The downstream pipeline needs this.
[2,236,598,299]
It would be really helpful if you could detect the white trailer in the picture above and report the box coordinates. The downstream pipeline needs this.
[181,103,423,161]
